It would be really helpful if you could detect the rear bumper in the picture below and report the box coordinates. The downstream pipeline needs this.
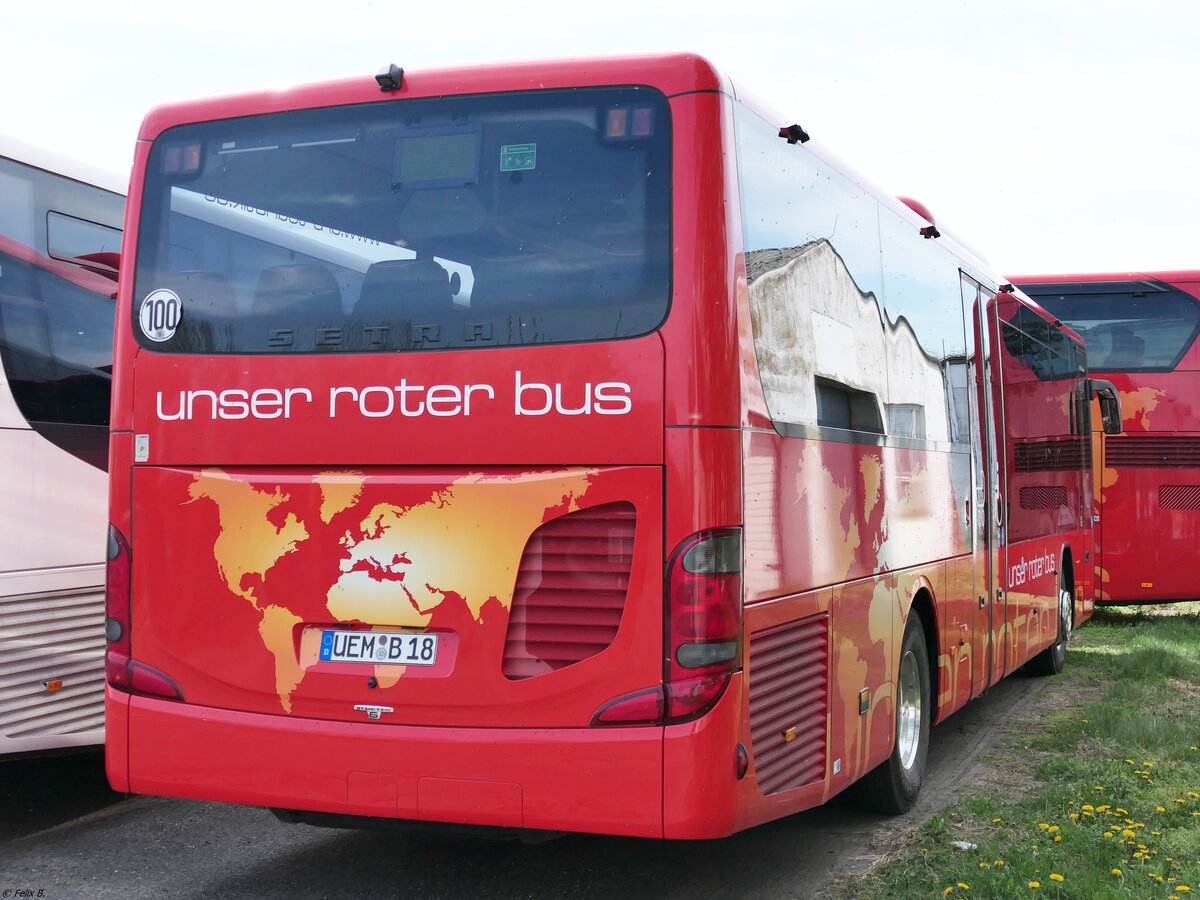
[108,673,747,839]
[108,686,666,838]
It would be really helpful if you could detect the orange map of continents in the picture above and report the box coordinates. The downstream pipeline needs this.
[186,467,596,711]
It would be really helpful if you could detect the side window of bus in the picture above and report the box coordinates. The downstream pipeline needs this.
[0,248,115,427]
[735,102,968,447]
[998,302,1085,543]
[47,211,122,264]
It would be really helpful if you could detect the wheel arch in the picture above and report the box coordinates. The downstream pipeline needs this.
[906,584,939,726]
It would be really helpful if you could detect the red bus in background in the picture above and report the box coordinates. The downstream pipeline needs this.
[106,54,1115,838]
[1013,273,1199,604]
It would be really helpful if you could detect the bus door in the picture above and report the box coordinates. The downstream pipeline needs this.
[961,275,1007,693]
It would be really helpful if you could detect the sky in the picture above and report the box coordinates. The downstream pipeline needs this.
[5,0,1197,277]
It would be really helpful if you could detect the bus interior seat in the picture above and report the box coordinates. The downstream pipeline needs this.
[1106,324,1145,368]
[162,270,237,319]
[252,264,343,323]
[352,258,454,323]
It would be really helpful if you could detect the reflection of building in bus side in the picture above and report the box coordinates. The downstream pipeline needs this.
[0,137,124,755]
[747,240,951,441]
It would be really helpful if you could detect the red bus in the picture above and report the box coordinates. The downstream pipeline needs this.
[1013,272,1199,604]
[105,54,1116,838]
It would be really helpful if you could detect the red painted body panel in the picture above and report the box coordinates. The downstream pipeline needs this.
[128,338,665,467]
[122,688,665,838]
[129,464,664,728]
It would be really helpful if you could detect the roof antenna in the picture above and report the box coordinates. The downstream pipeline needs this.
[376,64,404,93]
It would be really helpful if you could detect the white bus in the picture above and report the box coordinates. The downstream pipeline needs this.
[0,135,124,754]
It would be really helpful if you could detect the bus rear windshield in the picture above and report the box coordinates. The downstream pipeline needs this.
[133,87,671,354]
[1026,282,1200,372]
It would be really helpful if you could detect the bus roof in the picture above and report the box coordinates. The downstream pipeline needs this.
[138,53,732,142]
[1014,271,1200,286]
[0,132,127,197]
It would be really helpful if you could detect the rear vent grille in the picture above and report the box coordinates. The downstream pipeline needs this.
[1014,439,1087,472]
[502,502,636,680]
[1107,437,1200,468]
[0,586,105,740]
[1020,486,1068,510]
[749,613,829,795]
[1160,485,1200,510]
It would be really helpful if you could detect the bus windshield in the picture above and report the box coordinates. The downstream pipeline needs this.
[1027,282,1200,372]
[133,87,671,354]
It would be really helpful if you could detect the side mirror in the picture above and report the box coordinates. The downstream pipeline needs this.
[1091,378,1123,435]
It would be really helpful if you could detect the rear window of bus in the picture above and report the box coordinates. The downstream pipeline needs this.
[132,87,671,354]
[1026,282,1200,372]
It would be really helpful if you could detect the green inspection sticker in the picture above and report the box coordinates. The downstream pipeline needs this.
[500,143,537,172]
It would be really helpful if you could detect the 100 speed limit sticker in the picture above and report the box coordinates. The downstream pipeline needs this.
[139,289,182,342]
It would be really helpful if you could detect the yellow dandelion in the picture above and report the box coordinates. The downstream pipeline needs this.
[1153,831,1163,836]
[1054,835,1062,843]
[994,860,1005,867]
[979,863,990,869]
[1179,887,1191,893]
[1095,785,1105,791]
[1104,832,1114,838]
[1187,792,1199,799]
[1069,813,1080,821]
[943,887,954,896]
[957,884,970,891]
[1096,805,1111,812]
[1038,823,1050,830]
[1176,798,1187,804]
[1117,808,1129,816]
[1144,762,1154,767]
[1082,719,1088,723]
[1050,874,1064,883]
[1124,829,1137,838]
[991,817,1002,824]
[1029,882,1040,889]
[1112,868,1122,876]
[1159,806,1168,813]
[1126,759,1135,765]
[1047,825,1059,833]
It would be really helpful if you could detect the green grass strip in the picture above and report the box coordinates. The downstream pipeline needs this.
[840,603,1200,899]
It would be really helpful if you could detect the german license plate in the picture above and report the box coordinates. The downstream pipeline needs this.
[319,630,438,666]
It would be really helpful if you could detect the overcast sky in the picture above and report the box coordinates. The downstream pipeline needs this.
[6,0,1196,276]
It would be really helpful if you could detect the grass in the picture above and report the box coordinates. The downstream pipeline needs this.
[839,602,1200,899]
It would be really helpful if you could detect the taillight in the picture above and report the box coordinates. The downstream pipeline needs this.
[664,528,742,723]
[588,526,741,728]
[105,524,182,700]
[105,525,132,689]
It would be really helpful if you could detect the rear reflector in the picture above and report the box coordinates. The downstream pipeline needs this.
[590,686,665,726]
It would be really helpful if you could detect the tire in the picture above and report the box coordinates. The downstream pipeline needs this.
[852,610,931,814]
[1027,573,1073,677]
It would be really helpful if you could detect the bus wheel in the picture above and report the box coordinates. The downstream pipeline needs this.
[852,610,930,814]
[1027,575,1072,677]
